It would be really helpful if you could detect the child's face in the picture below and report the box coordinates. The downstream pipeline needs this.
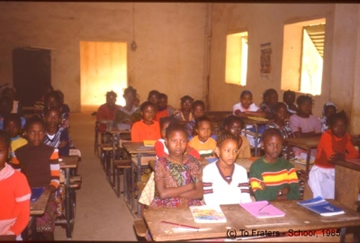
[216,139,239,166]
[263,135,283,162]
[26,122,46,146]
[158,97,168,110]
[192,105,204,119]
[45,110,61,129]
[161,121,171,139]
[4,120,21,138]
[124,92,135,106]
[298,100,312,116]
[267,93,278,107]
[0,138,10,170]
[148,94,159,106]
[325,106,337,119]
[331,119,347,138]
[196,120,211,143]
[47,96,61,109]
[165,130,188,158]
[106,94,117,107]
[275,106,287,121]
[240,94,252,109]
[225,121,242,138]
[141,105,156,123]
[181,99,192,112]
[284,93,295,105]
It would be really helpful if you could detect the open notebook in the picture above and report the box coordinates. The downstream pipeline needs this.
[240,201,286,219]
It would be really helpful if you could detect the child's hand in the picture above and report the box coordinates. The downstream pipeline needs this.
[281,186,290,196]
[260,181,267,190]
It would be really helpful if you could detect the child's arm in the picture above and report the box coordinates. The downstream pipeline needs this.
[244,109,267,118]
[130,122,141,142]
[249,163,277,201]
[202,166,216,204]
[179,157,203,199]
[155,178,195,199]
[49,149,60,192]
[345,135,360,159]
[154,140,167,158]
[178,181,203,199]
[284,167,301,200]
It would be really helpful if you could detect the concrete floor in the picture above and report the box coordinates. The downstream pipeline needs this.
[54,111,137,241]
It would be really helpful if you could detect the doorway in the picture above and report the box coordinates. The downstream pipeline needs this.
[80,41,128,110]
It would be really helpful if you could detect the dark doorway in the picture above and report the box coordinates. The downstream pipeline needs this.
[12,47,51,107]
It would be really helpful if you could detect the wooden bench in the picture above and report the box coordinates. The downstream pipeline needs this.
[133,218,147,238]
[114,159,132,198]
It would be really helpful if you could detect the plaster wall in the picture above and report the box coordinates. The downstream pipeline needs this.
[0,2,207,111]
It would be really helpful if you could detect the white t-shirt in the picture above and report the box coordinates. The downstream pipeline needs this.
[232,103,259,115]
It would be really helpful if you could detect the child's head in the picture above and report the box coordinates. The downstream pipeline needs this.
[44,107,61,130]
[55,90,65,105]
[328,111,348,138]
[223,115,244,139]
[105,91,117,108]
[296,95,313,116]
[273,102,288,121]
[262,128,284,162]
[322,102,337,119]
[0,130,11,169]
[158,93,168,110]
[195,116,212,143]
[283,90,296,105]
[24,116,46,146]
[4,114,22,138]
[140,101,156,123]
[44,91,62,109]
[2,87,17,100]
[164,122,188,158]
[147,90,160,107]
[215,132,239,166]
[263,89,278,107]
[0,96,13,116]
[192,100,205,119]
[123,86,137,106]
[239,90,253,109]
[180,95,194,112]
[159,116,177,139]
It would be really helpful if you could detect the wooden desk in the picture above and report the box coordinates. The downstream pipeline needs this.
[243,117,269,156]
[330,159,360,211]
[285,136,320,175]
[30,188,51,216]
[123,142,155,217]
[144,200,360,242]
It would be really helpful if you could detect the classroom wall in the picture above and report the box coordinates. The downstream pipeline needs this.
[0,2,207,112]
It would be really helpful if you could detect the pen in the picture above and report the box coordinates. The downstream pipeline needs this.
[258,202,270,212]
[161,221,199,230]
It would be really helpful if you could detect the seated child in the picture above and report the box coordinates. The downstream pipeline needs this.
[155,116,200,160]
[97,91,121,133]
[3,114,27,159]
[147,90,160,113]
[283,90,297,116]
[308,111,359,199]
[131,101,161,142]
[289,95,321,162]
[174,95,194,122]
[44,90,70,129]
[233,90,266,118]
[113,86,141,130]
[223,115,251,158]
[203,132,252,205]
[12,116,60,240]
[185,100,204,139]
[320,102,337,133]
[155,93,175,122]
[259,88,278,120]
[44,107,69,156]
[189,116,217,163]
[55,90,70,114]
[0,96,26,130]
[249,128,300,201]
[0,131,31,240]
[150,122,203,208]
[2,87,21,114]
[266,102,294,158]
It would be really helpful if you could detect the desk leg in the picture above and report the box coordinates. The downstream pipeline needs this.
[112,134,116,187]
[130,157,135,212]
[340,227,346,243]
[137,154,142,218]
[305,148,311,176]
[254,124,258,156]
[65,168,72,239]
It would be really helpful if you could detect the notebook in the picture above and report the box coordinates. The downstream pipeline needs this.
[143,140,156,147]
[239,201,286,219]
[30,187,45,202]
[297,196,345,217]
[189,205,227,223]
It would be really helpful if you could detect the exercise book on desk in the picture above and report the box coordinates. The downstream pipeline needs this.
[30,187,45,202]
[143,140,156,147]
[239,201,286,219]
[189,205,227,223]
[297,196,345,217]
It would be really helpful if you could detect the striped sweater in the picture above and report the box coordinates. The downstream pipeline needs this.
[188,136,217,163]
[12,143,60,189]
[249,157,300,201]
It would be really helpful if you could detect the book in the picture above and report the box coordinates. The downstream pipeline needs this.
[239,201,286,219]
[297,196,345,217]
[143,140,156,147]
[189,205,227,223]
[31,187,45,202]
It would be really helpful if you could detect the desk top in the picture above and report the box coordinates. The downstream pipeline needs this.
[330,159,360,172]
[285,136,320,150]
[123,142,155,154]
[108,129,131,135]
[144,200,360,241]
[59,156,79,169]
[243,117,269,125]
[30,188,51,216]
